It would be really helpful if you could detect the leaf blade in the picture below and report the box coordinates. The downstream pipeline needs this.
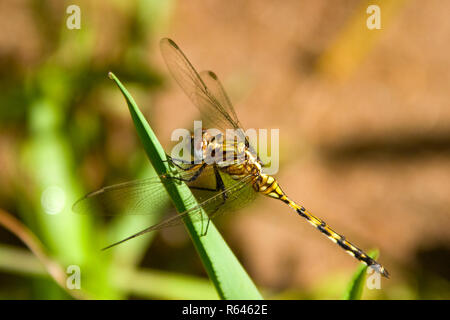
[343,249,380,300]
[108,72,262,300]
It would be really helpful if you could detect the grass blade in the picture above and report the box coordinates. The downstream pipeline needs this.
[343,249,380,300]
[108,72,262,300]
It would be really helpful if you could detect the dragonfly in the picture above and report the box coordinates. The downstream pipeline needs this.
[73,38,389,278]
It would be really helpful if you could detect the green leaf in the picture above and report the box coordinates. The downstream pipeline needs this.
[343,249,379,300]
[108,72,262,300]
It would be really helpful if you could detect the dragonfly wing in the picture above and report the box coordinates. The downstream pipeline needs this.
[160,38,241,132]
[198,70,242,128]
[102,174,256,249]
[72,164,254,218]
[198,70,255,153]
[189,173,257,220]
[72,176,171,216]
[72,167,207,216]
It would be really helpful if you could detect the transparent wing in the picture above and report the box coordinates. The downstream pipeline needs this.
[73,176,170,216]
[100,174,256,250]
[198,70,242,128]
[199,70,254,153]
[73,165,257,220]
[160,38,242,132]
[72,166,208,216]
[190,171,257,218]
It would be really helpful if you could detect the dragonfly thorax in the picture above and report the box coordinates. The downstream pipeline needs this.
[190,130,259,168]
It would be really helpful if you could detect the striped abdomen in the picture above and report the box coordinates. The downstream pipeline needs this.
[254,174,389,278]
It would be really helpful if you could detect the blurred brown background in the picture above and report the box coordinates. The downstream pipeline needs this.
[0,0,449,299]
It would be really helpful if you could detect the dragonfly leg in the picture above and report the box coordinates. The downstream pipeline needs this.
[213,165,228,201]
[186,166,227,194]
[164,155,199,170]
[168,163,223,236]
[200,218,211,237]
[170,163,208,183]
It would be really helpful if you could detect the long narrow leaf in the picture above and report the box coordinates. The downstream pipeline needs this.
[108,72,262,300]
[343,249,380,300]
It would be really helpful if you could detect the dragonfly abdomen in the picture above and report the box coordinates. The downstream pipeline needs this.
[254,173,389,277]
[295,203,389,277]
[253,174,285,198]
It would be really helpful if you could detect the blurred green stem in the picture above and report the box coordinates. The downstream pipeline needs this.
[0,209,88,299]
[0,244,217,300]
